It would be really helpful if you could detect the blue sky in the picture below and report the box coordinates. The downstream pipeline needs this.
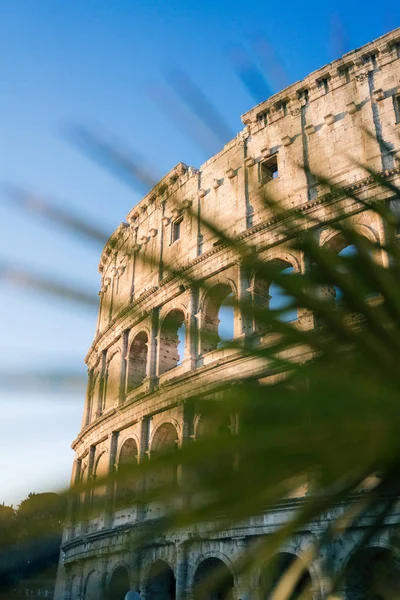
[0,0,397,505]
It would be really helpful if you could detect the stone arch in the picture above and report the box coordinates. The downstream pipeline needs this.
[143,560,176,600]
[127,331,149,391]
[194,412,234,439]
[320,226,381,305]
[148,422,179,490]
[83,569,99,600]
[193,411,235,481]
[104,348,121,410]
[91,450,109,517]
[158,308,186,375]
[107,565,131,600]
[200,280,237,353]
[258,552,313,600]
[115,437,139,508]
[251,255,298,330]
[192,556,235,600]
[320,223,380,252]
[345,546,400,599]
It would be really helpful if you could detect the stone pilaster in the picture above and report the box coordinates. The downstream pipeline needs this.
[185,285,199,369]
[104,431,119,528]
[147,307,159,385]
[175,542,189,600]
[119,329,129,405]
[82,369,94,428]
[96,350,107,418]
[236,260,252,337]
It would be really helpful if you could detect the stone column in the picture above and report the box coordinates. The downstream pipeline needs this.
[137,416,151,520]
[99,558,109,600]
[235,537,251,600]
[236,261,252,338]
[65,458,81,541]
[104,431,119,528]
[147,308,159,386]
[184,285,199,369]
[96,351,107,418]
[82,369,94,428]
[176,542,189,600]
[81,446,96,533]
[177,401,194,492]
[119,329,129,405]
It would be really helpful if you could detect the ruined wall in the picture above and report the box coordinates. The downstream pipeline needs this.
[55,28,400,600]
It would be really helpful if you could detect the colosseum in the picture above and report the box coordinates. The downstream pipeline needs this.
[55,28,400,600]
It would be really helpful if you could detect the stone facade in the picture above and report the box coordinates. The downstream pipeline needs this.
[55,28,400,600]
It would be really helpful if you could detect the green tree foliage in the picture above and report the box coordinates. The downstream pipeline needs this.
[0,493,66,599]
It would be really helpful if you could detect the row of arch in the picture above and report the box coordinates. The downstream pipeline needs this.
[97,227,378,403]
[79,545,399,599]
[79,412,233,519]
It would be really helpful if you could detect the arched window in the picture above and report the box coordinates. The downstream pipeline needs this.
[90,452,108,517]
[259,553,312,600]
[107,566,130,600]
[144,560,176,600]
[252,260,297,330]
[268,263,297,323]
[127,332,148,391]
[345,548,399,600]
[201,283,235,353]
[334,243,357,303]
[194,412,234,482]
[115,438,138,509]
[193,558,234,600]
[149,423,178,491]
[83,571,99,600]
[159,310,186,375]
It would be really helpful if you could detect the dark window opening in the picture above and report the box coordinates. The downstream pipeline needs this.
[276,100,288,116]
[394,95,400,124]
[318,77,330,94]
[259,155,279,184]
[256,110,268,125]
[171,217,183,243]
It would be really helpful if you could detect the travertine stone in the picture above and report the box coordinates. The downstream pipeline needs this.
[55,28,400,600]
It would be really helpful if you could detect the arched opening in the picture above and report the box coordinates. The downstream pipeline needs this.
[194,412,234,481]
[159,309,186,375]
[115,438,138,508]
[345,547,400,600]
[145,560,176,600]
[83,571,99,600]
[252,260,297,331]
[268,261,297,323]
[127,332,148,391]
[149,423,179,491]
[321,232,372,305]
[259,553,312,600]
[201,284,235,353]
[90,452,108,517]
[193,557,234,600]
[107,566,130,600]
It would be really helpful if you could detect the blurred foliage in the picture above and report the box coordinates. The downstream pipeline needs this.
[0,493,66,599]
[2,124,400,598]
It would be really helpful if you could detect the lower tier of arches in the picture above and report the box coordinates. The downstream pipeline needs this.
[57,520,400,600]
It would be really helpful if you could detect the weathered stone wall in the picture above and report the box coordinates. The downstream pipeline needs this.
[55,28,400,600]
